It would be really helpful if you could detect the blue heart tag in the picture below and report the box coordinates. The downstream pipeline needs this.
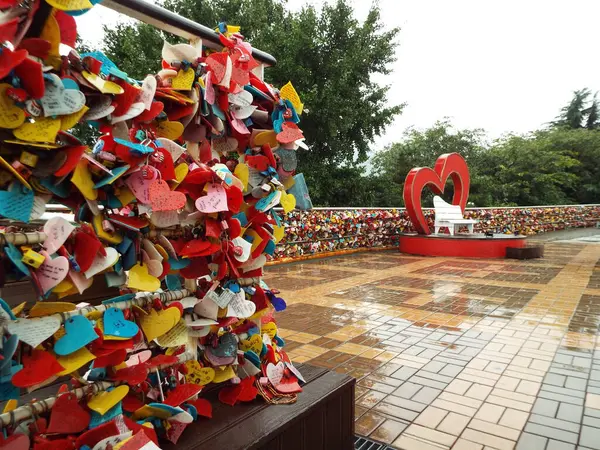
[89,401,122,428]
[0,380,19,401]
[266,291,286,312]
[0,298,16,320]
[113,138,153,155]
[183,403,198,421]
[4,243,31,277]
[165,274,182,291]
[168,257,190,270]
[0,183,34,222]
[244,351,260,368]
[255,192,277,212]
[93,165,130,188]
[54,315,99,356]
[102,293,135,306]
[264,240,276,256]
[87,367,107,381]
[103,307,139,338]
[211,333,237,358]
[0,335,18,371]
[40,177,70,198]
[274,336,285,347]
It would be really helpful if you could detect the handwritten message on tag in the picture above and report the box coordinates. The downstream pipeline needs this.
[195,184,228,213]
[226,291,256,318]
[7,316,61,348]
[37,251,69,294]
[155,319,188,347]
[43,216,75,254]
[206,287,235,308]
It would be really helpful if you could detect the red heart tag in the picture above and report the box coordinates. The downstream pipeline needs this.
[159,260,170,279]
[403,153,470,235]
[108,215,149,231]
[134,101,164,123]
[180,239,213,258]
[122,393,145,413]
[164,383,202,407]
[112,364,147,385]
[166,421,187,445]
[237,376,258,402]
[75,421,120,450]
[33,436,76,450]
[188,398,212,418]
[179,257,210,279]
[92,348,127,368]
[123,417,159,447]
[0,47,28,79]
[55,145,86,177]
[113,81,140,116]
[205,218,220,238]
[166,104,194,121]
[0,434,29,450]
[206,53,229,84]
[120,431,153,450]
[276,122,304,144]
[19,38,51,59]
[225,184,243,213]
[115,141,146,167]
[146,354,178,368]
[149,179,186,211]
[166,301,183,317]
[226,218,241,239]
[152,148,175,181]
[54,10,77,48]
[246,155,270,172]
[12,350,64,388]
[14,57,44,99]
[74,229,104,272]
[0,18,18,44]
[47,393,90,434]
[218,383,241,406]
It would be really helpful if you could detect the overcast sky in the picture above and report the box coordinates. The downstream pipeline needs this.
[78,0,600,149]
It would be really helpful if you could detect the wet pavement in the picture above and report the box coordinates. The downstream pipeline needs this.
[266,229,600,449]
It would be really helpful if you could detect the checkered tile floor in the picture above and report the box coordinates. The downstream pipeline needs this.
[267,232,600,449]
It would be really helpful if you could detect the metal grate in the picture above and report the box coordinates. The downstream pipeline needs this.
[354,435,389,450]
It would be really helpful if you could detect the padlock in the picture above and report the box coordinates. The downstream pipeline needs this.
[22,249,46,268]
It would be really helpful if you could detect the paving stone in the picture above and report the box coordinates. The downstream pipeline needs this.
[545,372,567,387]
[546,439,576,450]
[393,381,423,399]
[391,365,419,380]
[565,376,587,391]
[412,386,442,404]
[556,403,583,423]
[579,425,600,449]
[524,423,579,444]
[528,413,580,433]
[516,432,548,450]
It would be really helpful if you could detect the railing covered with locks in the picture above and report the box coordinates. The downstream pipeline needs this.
[273,204,600,259]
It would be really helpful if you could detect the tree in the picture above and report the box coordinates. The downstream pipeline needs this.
[552,88,600,130]
[101,0,404,206]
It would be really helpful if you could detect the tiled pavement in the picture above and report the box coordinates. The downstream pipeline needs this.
[266,234,600,449]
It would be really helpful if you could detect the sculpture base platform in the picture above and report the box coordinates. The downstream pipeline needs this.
[399,233,527,258]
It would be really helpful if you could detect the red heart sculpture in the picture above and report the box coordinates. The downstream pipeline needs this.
[403,152,470,235]
[47,393,90,434]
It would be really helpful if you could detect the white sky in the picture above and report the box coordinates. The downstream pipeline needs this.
[77,0,600,148]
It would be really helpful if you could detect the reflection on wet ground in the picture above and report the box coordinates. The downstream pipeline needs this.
[266,230,600,449]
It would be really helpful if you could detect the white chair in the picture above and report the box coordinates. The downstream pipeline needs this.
[433,196,478,235]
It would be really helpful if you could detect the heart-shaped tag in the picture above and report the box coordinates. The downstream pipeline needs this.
[155,319,188,347]
[103,307,139,339]
[262,322,278,340]
[136,75,157,109]
[162,40,200,63]
[0,83,25,129]
[266,361,285,386]
[47,392,90,434]
[0,434,29,450]
[29,301,76,317]
[91,431,133,450]
[54,315,99,355]
[164,383,202,407]
[36,250,69,294]
[280,192,296,214]
[156,120,184,140]
[127,263,160,292]
[149,179,186,211]
[56,346,96,375]
[195,183,228,213]
[87,385,129,415]
[71,160,98,200]
[184,360,215,386]
[240,334,262,355]
[84,247,119,279]
[7,315,61,348]
[40,74,86,116]
[0,183,34,222]
[81,71,124,94]
[171,68,195,90]
[12,349,64,388]
[276,122,304,144]
[206,53,232,87]
[13,116,61,143]
[139,307,180,341]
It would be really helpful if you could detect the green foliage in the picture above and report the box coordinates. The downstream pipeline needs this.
[102,0,403,206]
[552,88,600,130]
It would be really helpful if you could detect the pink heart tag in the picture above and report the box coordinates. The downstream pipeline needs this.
[195,184,228,213]
[43,216,75,255]
[36,250,69,294]
[125,170,155,204]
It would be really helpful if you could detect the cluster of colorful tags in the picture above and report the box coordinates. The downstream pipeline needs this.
[0,0,309,448]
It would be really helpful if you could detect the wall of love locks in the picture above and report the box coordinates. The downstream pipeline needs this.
[274,205,600,259]
[0,0,308,448]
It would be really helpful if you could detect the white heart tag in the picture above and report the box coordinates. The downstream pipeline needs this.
[84,96,115,120]
[7,316,61,348]
[136,75,157,110]
[84,247,119,279]
[43,216,75,255]
[240,254,266,271]
[194,296,218,320]
[68,270,93,294]
[266,362,285,386]
[226,291,256,318]
[40,74,86,117]
[111,102,145,124]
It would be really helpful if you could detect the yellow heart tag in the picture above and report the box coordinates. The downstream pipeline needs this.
[171,68,195,90]
[273,225,285,243]
[46,0,93,11]
[2,399,17,414]
[244,229,263,252]
[184,360,215,386]
[11,302,26,316]
[87,385,129,415]
[132,404,172,420]
[51,278,75,294]
[128,263,161,292]
[240,334,262,355]
[155,319,188,347]
[0,156,32,189]
[60,105,89,131]
[14,117,61,143]
[156,121,184,140]
[154,244,169,261]
[81,71,125,94]
[280,192,296,214]
[57,347,96,376]
[71,160,98,200]
[253,130,278,148]
[262,322,278,340]
[92,214,123,244]
[213,365,235,383]
[0,84,25,129]
[172,163,189,187]
[29,301,76,318]
[139,307,180,341]
[280,81,304,115]
[40,14,60,60]
[115,186,136,207]
[234,163,249,190]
